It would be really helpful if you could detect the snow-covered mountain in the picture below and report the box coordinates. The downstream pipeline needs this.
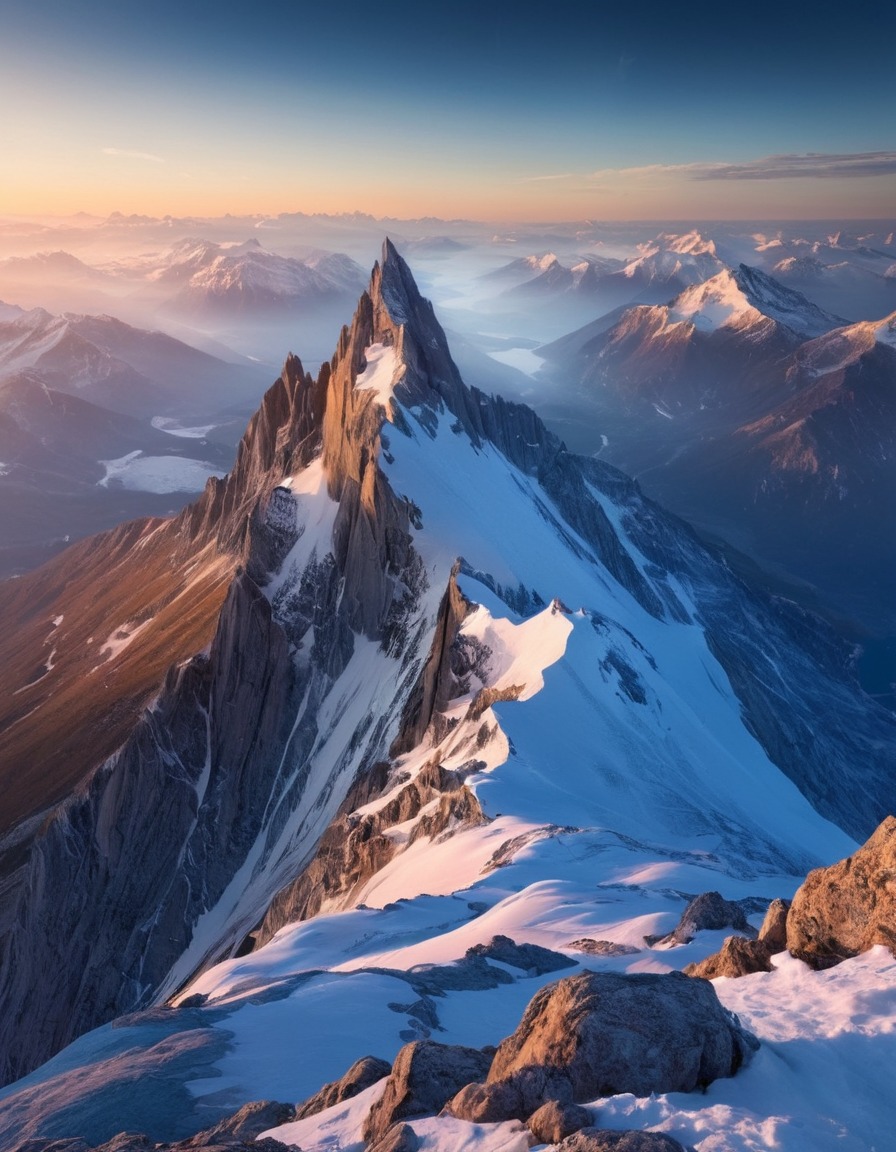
[536,279,894,632]
[0,306,266,417]
[0,243,893,1151]
[129,237,368,314]
[539,265,844,432]
[482,253,624,297]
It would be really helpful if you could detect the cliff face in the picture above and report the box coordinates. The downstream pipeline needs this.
[0,243,434,1085]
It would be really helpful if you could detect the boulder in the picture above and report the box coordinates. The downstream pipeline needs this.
[527,1100,593,1143]
[362,1041,493,1146]
[186,1100,296,1143]
[557,1129,690,1151]
[683,896,793,979]
[484,971,757,1110]
[647,892,752,947]
[757,898,790,952]
[294,1055,391,1120]
[683,936,774,980]
[367,1122,419,1152]
[443,1073,566,1126]
[787,816,896,968]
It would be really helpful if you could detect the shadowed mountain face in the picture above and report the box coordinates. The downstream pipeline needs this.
[0,242,892,1096]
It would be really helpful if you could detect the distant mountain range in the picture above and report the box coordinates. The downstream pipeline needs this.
[0,308,271,577]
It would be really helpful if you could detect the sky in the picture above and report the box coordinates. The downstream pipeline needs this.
[1,0,894,221]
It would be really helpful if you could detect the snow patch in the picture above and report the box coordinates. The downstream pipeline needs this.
[355,342,399,406]
[98,451,225,493]
[150,416,218,439]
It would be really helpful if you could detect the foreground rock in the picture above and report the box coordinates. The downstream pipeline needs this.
[557,1130,690,1151]
[527,1100,593,1143]
[787,815,896,968]
[362,1041,492,1146]
[446,971,757,1124]
[294,1055,390,1120]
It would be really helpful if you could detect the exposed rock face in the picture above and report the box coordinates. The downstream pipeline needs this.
[787,816,896,968]
[362,1041,493,1146]
[293,1056,391,1120]
[485,971,756,1110]
[527,1100,594,1144]
[0,245,429,1086]
[557,1130,690,1152]
[255,760,487,945]
[648,891,753,947]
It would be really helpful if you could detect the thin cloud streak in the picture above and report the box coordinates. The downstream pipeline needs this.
[102,147,166,164]
[694,152,896,180]
[522,152,896,187]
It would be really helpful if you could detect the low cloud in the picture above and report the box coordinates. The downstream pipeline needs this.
[102,147,165,164]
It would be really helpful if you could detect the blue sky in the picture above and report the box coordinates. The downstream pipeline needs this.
[1,0,893,218]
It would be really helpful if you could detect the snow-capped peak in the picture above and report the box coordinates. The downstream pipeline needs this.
[668,265,842,338]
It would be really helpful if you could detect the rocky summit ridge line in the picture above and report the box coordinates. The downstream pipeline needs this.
[0,241,893,1094]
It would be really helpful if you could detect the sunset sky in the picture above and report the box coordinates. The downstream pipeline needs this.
[2,0,894,220]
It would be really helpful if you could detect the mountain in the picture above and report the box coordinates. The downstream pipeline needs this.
[760,238,896,320]
[139,237,368,315]
[535,270,894,632]
[0,307,267,418]
[485,253,624,298]
[0,243,893,1150]
[539,265,844,447]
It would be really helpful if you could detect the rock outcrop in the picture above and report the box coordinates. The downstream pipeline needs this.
[467,935,576,976]
[647,891,753,947]
[683,935,775,980]
[362,1041,493,1146]
[787,816,896,968]
[556,1131,690,1152]
[684,897,791,980]
[447,971,756,1124]
[293,1056,391,1120]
